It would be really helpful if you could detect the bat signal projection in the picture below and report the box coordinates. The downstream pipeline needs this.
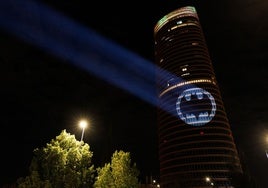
[176,87,216,126]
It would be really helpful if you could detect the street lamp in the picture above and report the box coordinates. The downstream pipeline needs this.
[79,120,88,142]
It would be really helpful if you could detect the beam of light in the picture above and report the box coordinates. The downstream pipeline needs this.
[0,0,188,117]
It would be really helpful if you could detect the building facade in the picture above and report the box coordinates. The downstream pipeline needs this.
[154,6,243,187]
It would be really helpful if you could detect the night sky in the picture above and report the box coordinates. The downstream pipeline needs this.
[1,0,268,187]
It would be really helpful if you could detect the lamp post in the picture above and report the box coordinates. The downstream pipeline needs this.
[79,120,88,142]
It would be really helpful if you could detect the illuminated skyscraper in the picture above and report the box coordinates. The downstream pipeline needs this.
[154,6,243,187]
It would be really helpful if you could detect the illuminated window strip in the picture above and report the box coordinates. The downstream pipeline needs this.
[159,79,215,97]
[170,23,199,31]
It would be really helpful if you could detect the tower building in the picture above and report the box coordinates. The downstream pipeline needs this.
[154,6,243,187]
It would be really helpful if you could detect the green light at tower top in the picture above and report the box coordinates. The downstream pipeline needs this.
[157,15,168,28]
[154,6,198,34]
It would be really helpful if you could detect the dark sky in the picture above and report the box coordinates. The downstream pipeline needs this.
[1,0,268,187]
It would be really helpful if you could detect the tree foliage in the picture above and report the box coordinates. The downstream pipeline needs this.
[17,129,95,188]
[94,150,139,188]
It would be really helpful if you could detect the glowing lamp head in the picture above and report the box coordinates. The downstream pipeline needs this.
[79,120,88,129]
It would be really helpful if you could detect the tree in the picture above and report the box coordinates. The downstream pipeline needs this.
[94,150,139,188]
[17,129,95,188]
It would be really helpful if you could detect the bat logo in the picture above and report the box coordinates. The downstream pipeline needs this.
[176,87,216,126]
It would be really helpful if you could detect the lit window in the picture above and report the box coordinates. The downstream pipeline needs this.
[177,20,183,24]
[181,73,190,77]
[182,68,187,71]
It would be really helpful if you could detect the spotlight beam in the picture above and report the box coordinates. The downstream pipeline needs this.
[0,0,184,115]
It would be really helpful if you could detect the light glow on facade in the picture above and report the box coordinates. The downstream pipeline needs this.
[176,87,216,126]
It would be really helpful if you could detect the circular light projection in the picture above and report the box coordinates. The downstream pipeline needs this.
[176,87,216,126]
